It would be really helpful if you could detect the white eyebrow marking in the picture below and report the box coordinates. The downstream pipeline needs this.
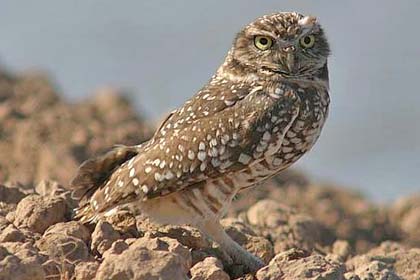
[246,28,277,39]
[298,16,317,28]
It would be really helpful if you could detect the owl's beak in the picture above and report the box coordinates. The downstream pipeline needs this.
[262,45,297,76]
[282,46,296,74]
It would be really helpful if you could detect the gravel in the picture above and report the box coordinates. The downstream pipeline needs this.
[0,67,419,280]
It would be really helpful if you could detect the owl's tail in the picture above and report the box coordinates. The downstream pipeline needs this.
[70,144,139,222]
[72,202,98,223]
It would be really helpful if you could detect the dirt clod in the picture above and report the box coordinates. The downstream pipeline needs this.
[0,67,418,279]
[14,195,67,234]
[91,221,121,255]
[191,257,230,280]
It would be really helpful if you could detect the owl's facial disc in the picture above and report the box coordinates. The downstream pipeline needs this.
[231,13,330,80]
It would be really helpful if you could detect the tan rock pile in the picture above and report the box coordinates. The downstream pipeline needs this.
[0,68,419,279]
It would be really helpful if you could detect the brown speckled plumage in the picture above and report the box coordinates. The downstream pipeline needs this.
[71,12,330,271]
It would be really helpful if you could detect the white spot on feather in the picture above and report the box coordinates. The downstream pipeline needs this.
[197,151,207,161]
[188,150,195,160]
[238,153,252,164]
[141,185,149,193]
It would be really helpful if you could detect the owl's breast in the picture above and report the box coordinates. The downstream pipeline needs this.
[224,84,329,192]
[268,85,330,168]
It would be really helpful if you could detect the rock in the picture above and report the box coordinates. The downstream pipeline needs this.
[247,199,330,253]
[0,246,45,280]
[391,249,420,280]
[235,275,257,280]
[343,272,360,280]
[222,218,274,264]
[0,183,25,217]
[130,235,192,272]
[0,70,151,186]
[102,240,129,259]
[256,248,345,280]
[2,65,420,280]
[35,180,66,197]
[346,242,420,280]
[222,218,258,237]
[0,216,9,230]
[190,247,226,268]
[105,211,139,238]
[35,232,90,280]
[0,184,26,204]
[0,224,25,243]
[1,181,33,196]
[34,180,77,210]
[367,241,406,255]
[332,240,352,261]
[74,261,99,280]
[247,199,291,228]
[41,258,74,280]
[351,260,400,280]
[44,221,91,243]
[0,242,46,266]
[389,195,420,221]
[36,233,90,263]
[124,238,137,246]
[244,236,274,264]
[0,203,16,218]
[234,180,399,253]
[399,207,420,243]
[91,221,121,255]
[137,217,210,249]
[228,170,309,216]
[14,195,67,234]
[95,247,188,280]
[190,257,230,280]
[390,195,420,247]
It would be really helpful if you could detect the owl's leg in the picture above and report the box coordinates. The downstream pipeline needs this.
[198,219,265,272]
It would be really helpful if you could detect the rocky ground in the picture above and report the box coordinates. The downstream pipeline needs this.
[0,68,419,279]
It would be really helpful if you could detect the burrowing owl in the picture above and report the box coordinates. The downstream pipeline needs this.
[71,12,330,271]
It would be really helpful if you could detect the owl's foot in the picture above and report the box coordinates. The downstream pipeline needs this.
[231,248,265,272]
[199,220,265,273]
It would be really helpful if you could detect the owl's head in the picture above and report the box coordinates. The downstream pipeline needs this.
[228,12,330,81]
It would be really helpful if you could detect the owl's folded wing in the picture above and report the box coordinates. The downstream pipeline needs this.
[153,79,253,139]
[71,87,300,222]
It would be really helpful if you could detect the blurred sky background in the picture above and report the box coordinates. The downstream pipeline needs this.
[1,1,419,202]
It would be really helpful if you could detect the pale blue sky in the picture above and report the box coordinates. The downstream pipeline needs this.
[1,1,419,201]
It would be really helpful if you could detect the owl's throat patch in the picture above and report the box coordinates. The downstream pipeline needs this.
[261,66,292,77]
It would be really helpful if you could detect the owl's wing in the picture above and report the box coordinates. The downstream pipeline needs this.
[153,80,252,139]
[70,145,139,202]
[76,87,300,219]
[72,80,252,203]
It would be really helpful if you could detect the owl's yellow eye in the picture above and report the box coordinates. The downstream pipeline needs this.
[254,36,273,51]
[299,35,315,48]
